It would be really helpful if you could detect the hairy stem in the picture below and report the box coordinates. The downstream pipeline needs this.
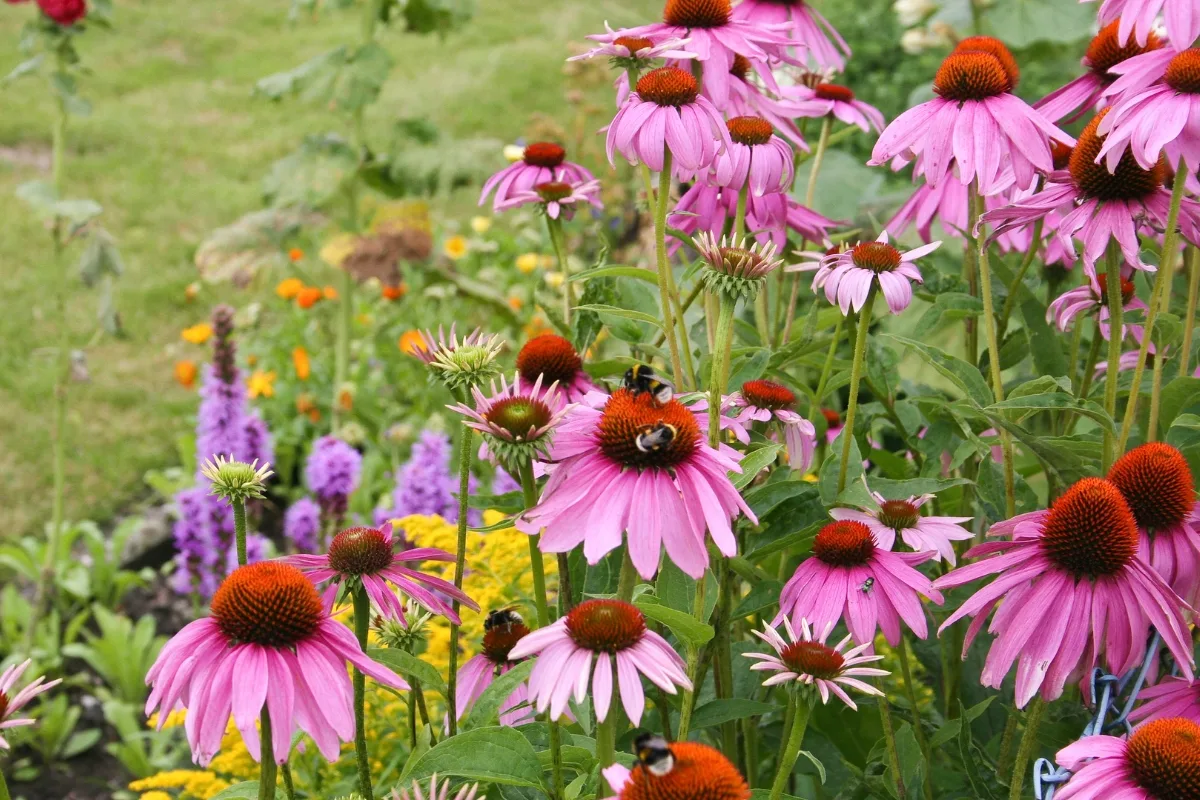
[998,217,1044,338]
[233,499,248,567]
[709,294,737,448]
[446,423,474,739]
[676,575,708,740]
[898,636,934,800]
[1008,698,1046,800]
[1180,247,1199,376]
[617,548,639,602]
[838,289,876,493]
[964,184,981,365]
[258,709,277,800]
[769,695,811,800]
[879,689,905,798]
[352,585,374,800]
[653,150,686,388]
[547,215,572,326]
[596,706,617,798]
[281,761,296,800]
[1103,246,1124,470]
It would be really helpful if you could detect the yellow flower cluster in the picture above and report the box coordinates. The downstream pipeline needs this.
[131,511,549,797]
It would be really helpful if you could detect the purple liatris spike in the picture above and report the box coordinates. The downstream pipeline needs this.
[284,496,322,554]
[305,435,362,519]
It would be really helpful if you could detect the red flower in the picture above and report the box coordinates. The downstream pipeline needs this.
[37,0,85,25]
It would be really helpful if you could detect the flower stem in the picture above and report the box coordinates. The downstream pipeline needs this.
[596,708,617,798]
[1180,246,1199,377]
[233,499,248,567]
[997,217,1044,338]
[898,636,934,800]
[351,585,374,800]
[547,215,572,326]
[616,548,639,602]
[811,314,845,412]
[519,458,564,800]
[654,149,686,389]
[838,289,876,494]
[768,695,811,800]
[1008,697,1045,800]
[1117,158,1188,455]
[259,708,278,800]
[734,184,748,240]
[972,186,1015,517]
[963,184,981,365]
[878,688,906,798]
[709,294,737,448]
[1065,320,1104,437]
[0,766,11,800]
[446,423,474,739]
[1103,245,1125,470]
[676,575,708,740]
[641,164,696,389]
[281,761,296,800]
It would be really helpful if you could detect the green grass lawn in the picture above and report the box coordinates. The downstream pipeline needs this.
[0,0,663,534]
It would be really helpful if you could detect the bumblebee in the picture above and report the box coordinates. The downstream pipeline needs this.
[484,608,524,633]
[635,422,678,454]
[624,364,674,404]
[634,733,675,777]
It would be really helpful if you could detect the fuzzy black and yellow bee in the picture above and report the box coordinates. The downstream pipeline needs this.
[634,733,675,777]
[484,608,524,633]
[635,422,678,454]
[624,364,674,404]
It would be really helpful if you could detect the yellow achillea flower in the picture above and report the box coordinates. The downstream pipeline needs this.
[320,233,357,269]
[247,370,276,399]
[138,792,173,800]
[130,769,231,798]
[470,216,492,234]
[181,323,213,345]
[443,235,468,261]
[515,253,539,274]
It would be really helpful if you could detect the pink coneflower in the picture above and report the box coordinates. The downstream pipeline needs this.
[282,522,478,624]
[745,618,886,708]
[571,23,696,63]
[507,599,690,723]
[450,372,569,469]
[1052,717,1200,799]
[725,380,817,472]
[934,478,1195,708]
[1036,21,1163,123]
[0,660,61,750]
[616,0,799,109]
[811,231,941,315]
[516,333,597,403]
[1098,48,1200,174]
[782,82,885,133]
[723,54,808,149]
[1047,269,1146,339]
[1085,0,1200,53]
[455,610,535,727]
[145,562,409,764]
[777,520,944,646]
[496,175,603,220]
[479,143,594,212]
[886,165,1034,253]
[731,0,850,71]
[870,41,1073,194]
[606,66,731,176]
[982,111,1200,272]
[669,183,841,251]
[707,116,794,196]
[831,489,972,565]
[1129,677,1200,726]
[518,389,755,579]
[1108,443,1200,607]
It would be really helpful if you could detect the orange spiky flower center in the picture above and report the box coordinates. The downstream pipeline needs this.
[664,0,731,28]
[211,562,324,647]
[1039,477,1137,578]
[482,621,531,664]
[1165,49,1200,94]
[1095,272,1137,307]
[623,742,751,800]
[1087,20,1161,77]
[813,521,876,567]
[523,142,566,168]
[614,36,654,54]
[780,640,845,679]
[328,526,394,575]
[1052,140,1074,171]
[729,54,751,81]
[1069,110,1167,201]
[637,67,700,106]
[741,379,795,410]
[878,499,920,530]
[1126,717,1200,800]
[566,599,646,652]
[0,692,8,721]
[815,83,855,102]
[535,181,573,202]
[597,389,700,468]
[821,408,841,427]
[726,116,774,146]
[1107,443,1196,531]
[954,36,1019,90]
[934,52,1011,102]
[518,333,583,386]
[852,241,902,273]
[485,396,554,438]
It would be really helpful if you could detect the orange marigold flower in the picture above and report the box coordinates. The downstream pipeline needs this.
[288,247,304,262]
[507,295,524,311]
[337,387,354,411]
[184,282,200,303]
[276,278,305,300]
[322,285,338,301]
[296,393,316,413]
[292,347,311,381]
[181,323,213,345]
[382,284,407,301]
[296,287,323,309]
[174,360,198,389]
[398,330,427,356]
[247,370,276,399]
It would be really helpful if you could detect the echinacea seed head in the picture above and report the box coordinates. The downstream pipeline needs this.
[211,562,323,648]
[1095,272,1136,307]
[1069,110,1167,201]
[637,66,699,107]
[535,181,573,202]
[1087,20,1161,77]
[851,241,902,273]
[482,619,531,664]
[328,526,394,575]
[1125,718,1200,800]
[878,499,920,530]
[613,36,654,54]
[934,52,1011,102]
[1039,477,1137,579]
[523,142,566,168]
[623,742,750,800]
[780,640,845,679]
[726,116,774,146]
[729,54,751,81]
[598,389,700,469]
[517,333,583,386]
[566,599,646,652]
[953,36,1019,90]
[813,521,876,567]
[663,0,730,29]
[1165,49,1200,94]
[741,379,796,411]
[1107,443,1195,532]
[485,396,554,440]
[814,83,855,102]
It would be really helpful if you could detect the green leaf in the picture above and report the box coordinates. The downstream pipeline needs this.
[401,726,545,788]
[820,431,863,505]
[884,334,993,407]
[912,292,982,339]
[985,393,1115,434]
[732,444,782,490]
[852,476,971,499]
[262,134,359,210]
[1018,294,1069,379]
[1160,377,1200,431]
[462,660,535,731]
[792,149,879,219]
[574,304,665,332]
[16,180,102,225]
[255,48,347,100]
[984,0,1095,46]
[690,699,777,729]
[3,55,44,84]
[732,578,784,618]
[893,723,926,800]
[567,266,656,284]
[798,750,827,785]
[211,783,260,799]
[77,228,125,288]
[368,648,447,695]
[634,599,714,647]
